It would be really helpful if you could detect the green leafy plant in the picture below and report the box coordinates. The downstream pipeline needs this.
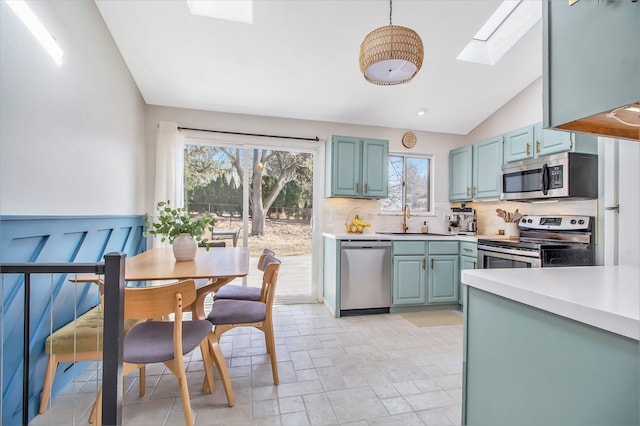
[144,201,217,245]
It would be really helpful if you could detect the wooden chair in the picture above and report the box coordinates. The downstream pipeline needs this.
[39,282,141,414]
[206,255,281,385]
[213,248,275,302]
[91,279,228,426]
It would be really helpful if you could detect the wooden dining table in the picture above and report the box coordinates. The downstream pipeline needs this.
[74,246,250,319]
[124,246,250,320]
[71,246,250,408]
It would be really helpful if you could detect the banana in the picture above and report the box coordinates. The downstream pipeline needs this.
[352,215,371,227]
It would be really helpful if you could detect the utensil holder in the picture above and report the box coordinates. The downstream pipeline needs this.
[504,222,519,238]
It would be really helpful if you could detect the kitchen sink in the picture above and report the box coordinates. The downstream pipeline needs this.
[376,232,454,236]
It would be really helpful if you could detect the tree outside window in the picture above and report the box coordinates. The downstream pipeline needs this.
[380,154,432,214]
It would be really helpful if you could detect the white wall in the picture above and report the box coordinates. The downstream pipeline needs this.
[0,1,146,215]
[145,105,468,233]
[466,77,543,142]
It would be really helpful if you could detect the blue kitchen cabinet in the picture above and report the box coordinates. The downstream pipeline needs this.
[392,241,427,306]
[543,1,639,140]
[449,145,473,201]
[427,241,459,304]
[503,125,535,163]
[450,137,502,201]
[393,255,427,305]
[459,241,478,308]
[462,286,639,425]
[503,123,599,163]
[534,122,572,156]
[472,136,503,199]
[325,135,388,198]
[427,255,459,303]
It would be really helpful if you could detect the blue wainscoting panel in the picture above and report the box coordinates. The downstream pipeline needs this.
[0,215,146,425]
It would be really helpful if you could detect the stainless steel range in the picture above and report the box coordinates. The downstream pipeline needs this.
[477,215,595,269]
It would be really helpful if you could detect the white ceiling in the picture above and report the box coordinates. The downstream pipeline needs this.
[95,0,542,136]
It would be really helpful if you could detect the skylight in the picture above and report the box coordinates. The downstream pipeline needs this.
[187,0,253,24]
[5,0,64,66]
[457,0,540,66]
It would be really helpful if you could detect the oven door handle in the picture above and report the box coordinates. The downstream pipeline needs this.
[541,163,549,195]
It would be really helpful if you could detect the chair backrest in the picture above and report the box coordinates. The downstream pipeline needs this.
[260,255,281,308]
[257,248,276,271]
[124,280,196,320]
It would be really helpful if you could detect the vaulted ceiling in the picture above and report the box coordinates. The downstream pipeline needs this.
[95,0,542,135]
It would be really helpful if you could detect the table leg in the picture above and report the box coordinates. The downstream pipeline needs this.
[192,277,236,320]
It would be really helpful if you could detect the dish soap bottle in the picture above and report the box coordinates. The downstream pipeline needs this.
[421,221,429,234]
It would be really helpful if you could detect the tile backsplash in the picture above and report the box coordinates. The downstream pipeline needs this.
[322,198,454,235]
[470,199,598,236]
[322,197,598,237]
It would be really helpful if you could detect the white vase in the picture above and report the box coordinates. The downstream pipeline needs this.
[172,233,197,261]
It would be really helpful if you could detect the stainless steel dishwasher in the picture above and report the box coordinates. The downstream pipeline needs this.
[340,240,392,316]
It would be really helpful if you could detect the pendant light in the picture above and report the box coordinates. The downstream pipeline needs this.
[359,0,424,85]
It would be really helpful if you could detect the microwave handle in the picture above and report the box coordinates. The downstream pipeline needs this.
[541,163,549,195]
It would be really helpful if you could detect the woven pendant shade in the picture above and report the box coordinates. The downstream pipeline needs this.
[360,24,424,85]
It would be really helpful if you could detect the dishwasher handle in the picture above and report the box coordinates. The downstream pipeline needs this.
[341,240,392,248]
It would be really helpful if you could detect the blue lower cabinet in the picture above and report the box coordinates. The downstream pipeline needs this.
[392,255,426,305]
[463,286,639,425]
[427,255,459,303]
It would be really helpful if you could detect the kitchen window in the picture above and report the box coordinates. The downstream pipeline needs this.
[380,154,433,214]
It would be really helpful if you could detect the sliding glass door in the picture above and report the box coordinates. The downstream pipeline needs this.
[183,136,318,303]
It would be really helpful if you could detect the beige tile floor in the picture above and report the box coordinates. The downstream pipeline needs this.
[31,303,463,426]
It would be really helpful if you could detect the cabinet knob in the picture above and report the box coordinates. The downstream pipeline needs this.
[422,258,426,270]
[536,140,540,154]
[466,187,470,197]
[431,258,434,269]
[355,182,359,192]
[473,261,477,269]
[472,186,476,197]
[526,143,530,156]
[364,183,368,193]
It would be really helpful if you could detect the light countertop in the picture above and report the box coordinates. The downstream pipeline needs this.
[322,232,482,242]
[462,266,640,340]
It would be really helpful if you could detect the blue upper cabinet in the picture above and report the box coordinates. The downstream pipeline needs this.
[503,125,535,163]
[503,122,598,163]
[362,139,389,198]
[449,145,473,201]
[450,137,502,201]
[472,136,503,199]
[543,1,639,141]
[534,122,572,157]
[326,135,388,198]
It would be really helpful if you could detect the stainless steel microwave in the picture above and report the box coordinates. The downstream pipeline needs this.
[500,152,598,201]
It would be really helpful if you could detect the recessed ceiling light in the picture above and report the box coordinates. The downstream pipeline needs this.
[625,106,640,113]
[5,0,64,66]
[187,0,253,24]
[417,108,428,116]
[457,0,540,66]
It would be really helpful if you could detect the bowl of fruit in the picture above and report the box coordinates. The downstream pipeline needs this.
[346,215,371,233]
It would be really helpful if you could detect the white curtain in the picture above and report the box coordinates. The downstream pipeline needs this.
[152,122,184,248]
[154,121,184,208]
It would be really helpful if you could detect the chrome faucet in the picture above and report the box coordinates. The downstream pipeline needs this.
[402,204,411,233]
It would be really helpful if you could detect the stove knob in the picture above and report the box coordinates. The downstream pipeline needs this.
[578,219,584,225]
[527,219,533,223]
[570,219,577,224]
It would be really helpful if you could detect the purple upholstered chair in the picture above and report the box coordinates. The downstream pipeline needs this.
[206,255,281,385]
[91,280,227,426]
[213,248,275,302]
